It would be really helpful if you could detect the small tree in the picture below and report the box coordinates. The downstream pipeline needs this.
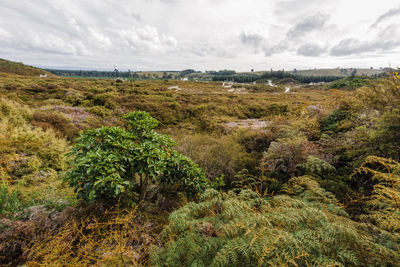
[65,111,208,204]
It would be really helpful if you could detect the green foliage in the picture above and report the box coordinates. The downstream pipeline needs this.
[0,178,22,217]
[2,68,400,266]
[328,77,371,90]
[352,156,400,233]
[355,72,400,111]
[122,110,159,134]
[261,136,323,180]
[321,109,351,133]
[151,177,399,266]
[0,99,74,214]
[233,169,282,196]
[372,108,400,160]
[0,99,69,175]
[176,134,255,186]
[87,106,112,118]
[299,155,336,178]
[32,110,80,139]
[65,111,208,203]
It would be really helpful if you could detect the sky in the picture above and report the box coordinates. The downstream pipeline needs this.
[1,0,400,71]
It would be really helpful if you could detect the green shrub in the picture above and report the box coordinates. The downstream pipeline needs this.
[299,155,336,178]
[261,136,323,181]
[351,156,400,232]
[0,178,22,217]
[328,77,370,90]
[267,103,288,116]
[92,92,116,109]
[234,128,276,155]
[321,109,351,133]
[372,108,400,160]
[65,111,208,204]
[176,134,255,185]
[0,100,69,175]
[32,110,79,139]
[87,105,112,118]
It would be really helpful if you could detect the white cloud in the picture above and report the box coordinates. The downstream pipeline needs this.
[0,28,12,38]
[371,5,400,28]
[88,27,113,49]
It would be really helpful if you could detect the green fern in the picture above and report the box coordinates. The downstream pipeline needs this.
[151,176,400,266]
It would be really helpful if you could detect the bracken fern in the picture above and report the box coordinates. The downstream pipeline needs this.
[151,176,400,266]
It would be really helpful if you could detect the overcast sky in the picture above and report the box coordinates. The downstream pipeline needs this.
[1,0,400,71]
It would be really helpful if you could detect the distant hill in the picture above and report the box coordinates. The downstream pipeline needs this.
[0,59,54,77]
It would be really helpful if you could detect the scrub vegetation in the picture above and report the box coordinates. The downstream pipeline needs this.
[0,59,399,266]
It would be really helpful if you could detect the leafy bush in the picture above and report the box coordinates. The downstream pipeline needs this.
[176,134,255,185]
[355,72,400,111]
[87,105,112,118]
[0,99,69,177]
[65,111,208,204]
[328,77,370,90]
[151,177,399,266]
[261,136,324,181]
[32,110,79,139]
[321,109,351,133]
[372,108,400,160]
[291,112,321,140]
[299,155,336,179]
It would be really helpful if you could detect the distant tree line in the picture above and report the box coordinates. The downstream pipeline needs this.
[259,71,343,83]
[46,68,388,84]
[208,70,237,75]
[212,74,259,83]
[212,71,343,83]
[45,69,181,80]
[45,69,137,78]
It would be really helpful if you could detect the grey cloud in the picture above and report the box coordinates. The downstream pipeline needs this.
[297,43,325,56]
[330,24,400,56]
[330,38,400,56]
[330,39,377,56]
[371,6,400,28]
[240,13,329,57]
[239,32,282,57]
[286,13,329,40]
[239,32,266,53]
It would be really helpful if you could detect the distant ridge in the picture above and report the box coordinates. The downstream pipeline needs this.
[0,58,54,77]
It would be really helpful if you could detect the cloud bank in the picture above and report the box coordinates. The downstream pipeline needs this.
[0,0,400,70]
